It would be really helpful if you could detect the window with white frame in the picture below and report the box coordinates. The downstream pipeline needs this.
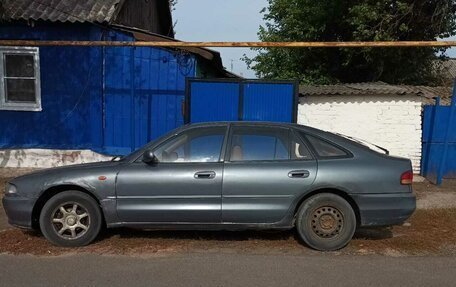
[0,47,41,111]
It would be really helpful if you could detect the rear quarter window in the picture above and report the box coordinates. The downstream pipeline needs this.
[305,134,349,158]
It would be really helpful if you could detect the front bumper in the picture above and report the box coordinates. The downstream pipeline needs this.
[351,192,416,227]
[2,195,36,229]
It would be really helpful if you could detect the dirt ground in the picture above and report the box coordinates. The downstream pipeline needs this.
[0,209,455,257]
[0,168,456,257]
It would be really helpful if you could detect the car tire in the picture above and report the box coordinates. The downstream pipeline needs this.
[39,191,102,247]
[296,193,356,251]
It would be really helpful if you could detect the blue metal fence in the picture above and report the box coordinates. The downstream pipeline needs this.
[186,79,298,124]
[421,84,456,184]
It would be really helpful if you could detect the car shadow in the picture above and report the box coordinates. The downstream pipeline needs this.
[97,227,394,242]
[97,228,297,242]
[353,227,393,240]
[20,226,394,243]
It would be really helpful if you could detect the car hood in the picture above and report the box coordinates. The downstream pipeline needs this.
[11,161,123,182]
[8,161,124,199]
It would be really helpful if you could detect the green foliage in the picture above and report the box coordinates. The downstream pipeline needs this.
[244,0,456,85]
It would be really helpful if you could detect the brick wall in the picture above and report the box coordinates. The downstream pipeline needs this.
[298,95,422,173]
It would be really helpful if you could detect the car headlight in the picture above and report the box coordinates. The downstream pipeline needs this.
[5,183,17,195]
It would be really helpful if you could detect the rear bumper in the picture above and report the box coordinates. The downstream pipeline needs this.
[2,195,36,229]
[351,192,416,227]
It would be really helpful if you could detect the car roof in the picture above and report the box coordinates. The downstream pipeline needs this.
[183,122,358,148]
[187,121,296,128]
[185,121,324,134]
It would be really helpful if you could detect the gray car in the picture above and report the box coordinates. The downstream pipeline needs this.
[2,122,416,251]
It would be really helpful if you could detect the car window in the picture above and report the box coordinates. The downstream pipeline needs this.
[153,127,226,163]
[229,126,289,161]
[291,133,313,160]
[305,134,348,158]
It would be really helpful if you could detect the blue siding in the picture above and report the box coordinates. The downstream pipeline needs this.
[190,81,240,123]
[103,30,195,155]
[0,23,196,156]
[243,83,294,122]
[422,105,456,179]
[0,23,104,150]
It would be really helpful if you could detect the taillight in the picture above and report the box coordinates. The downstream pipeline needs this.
[400,171,413,185]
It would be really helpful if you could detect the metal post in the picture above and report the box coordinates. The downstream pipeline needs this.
[435,96,441,106]
[436,81,456,185]
[422,97,440,180]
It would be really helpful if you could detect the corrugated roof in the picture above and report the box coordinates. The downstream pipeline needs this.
[299,82,453,105]
[0,0,123,24]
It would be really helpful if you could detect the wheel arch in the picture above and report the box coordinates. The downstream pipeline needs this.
[31,184,104,230]
[293,188,361,226]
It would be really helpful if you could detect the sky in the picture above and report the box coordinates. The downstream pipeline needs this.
[173,1,456,78]
[443,37,456,58]
[173,0,268,78]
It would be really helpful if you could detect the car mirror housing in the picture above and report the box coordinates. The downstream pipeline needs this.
[142,150,158,164]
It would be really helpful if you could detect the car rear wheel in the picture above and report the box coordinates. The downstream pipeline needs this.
[39,191,102,247]
[296,193,356,251]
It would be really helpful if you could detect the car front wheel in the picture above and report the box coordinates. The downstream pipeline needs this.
[296,193,356,251]
[39,191,102,247]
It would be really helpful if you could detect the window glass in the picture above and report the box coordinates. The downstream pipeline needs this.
[5,55,35,77]
[291,133,313,160]
[305,134,348,158]
[4,54,36,103]
[153,127,226,163]
[5,79,36,102]
[230,127,290,161]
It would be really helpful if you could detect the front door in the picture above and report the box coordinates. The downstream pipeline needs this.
[116,125,228,223]
[222,125,318,224]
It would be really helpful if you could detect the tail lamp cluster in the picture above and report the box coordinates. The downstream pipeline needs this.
[400,171,414,185]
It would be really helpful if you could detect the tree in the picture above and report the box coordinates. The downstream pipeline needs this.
[170,0,178,10]
[244,0,456,85]
[170,0,178,31]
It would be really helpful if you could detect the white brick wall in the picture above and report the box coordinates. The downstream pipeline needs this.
[298,95,422,173]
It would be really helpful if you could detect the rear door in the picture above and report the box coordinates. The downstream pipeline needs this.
[222,125,318,224]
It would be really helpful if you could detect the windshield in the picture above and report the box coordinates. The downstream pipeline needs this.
[117,136,167,163]
[117,126,189,162]
[335,133,389,155]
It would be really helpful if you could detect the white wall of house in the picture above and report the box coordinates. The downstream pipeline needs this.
[298,95,423,173]
[0,149,112,168]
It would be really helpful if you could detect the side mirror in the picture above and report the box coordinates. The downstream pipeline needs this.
[111,155,123,162]
[142,150,158,164]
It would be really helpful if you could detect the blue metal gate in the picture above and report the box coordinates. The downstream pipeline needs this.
[186,79,298,124]
[421,86,456,184]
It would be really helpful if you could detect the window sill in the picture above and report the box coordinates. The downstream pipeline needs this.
[0,105,42,112]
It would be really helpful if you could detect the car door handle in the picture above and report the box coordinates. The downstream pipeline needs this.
[194,171,216,179]
[288,170,310,178]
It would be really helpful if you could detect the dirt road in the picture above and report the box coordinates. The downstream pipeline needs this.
[0,200,7,231]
